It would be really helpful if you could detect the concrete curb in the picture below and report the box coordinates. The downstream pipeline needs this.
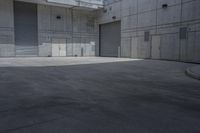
[186,66,200,80]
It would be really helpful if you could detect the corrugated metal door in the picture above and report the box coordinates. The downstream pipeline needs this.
[100,21,121,57]
[14,1,38,56]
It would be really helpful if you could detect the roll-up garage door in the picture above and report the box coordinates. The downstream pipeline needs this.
[100,21,121,57]
[14,1,38,56]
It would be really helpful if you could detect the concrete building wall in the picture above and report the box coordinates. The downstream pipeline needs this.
[98,0,200,63]
[0,0,199,63]
[0,0,98,57]
[38,5,98,57]
[0,0,15,57]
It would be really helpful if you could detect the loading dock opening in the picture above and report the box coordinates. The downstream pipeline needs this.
[14,1,38,56]
[99,21,121,57]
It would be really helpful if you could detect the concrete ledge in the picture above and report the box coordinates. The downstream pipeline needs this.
[186,66,200,80]
[0,57,140,67]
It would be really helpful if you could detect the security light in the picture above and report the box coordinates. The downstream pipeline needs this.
[162,4,168,9]
[112,16,116,19]
[56,15,62,20]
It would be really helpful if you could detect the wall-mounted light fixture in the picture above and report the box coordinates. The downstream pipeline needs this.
[162,4,168,9]
[56,15,62,20]
[112,16,116,20]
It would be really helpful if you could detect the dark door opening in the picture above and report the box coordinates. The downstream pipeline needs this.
[99,21,121,57]
[14,1,38,56]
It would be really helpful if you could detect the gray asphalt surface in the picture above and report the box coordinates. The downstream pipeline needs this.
[0,58,199,133]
